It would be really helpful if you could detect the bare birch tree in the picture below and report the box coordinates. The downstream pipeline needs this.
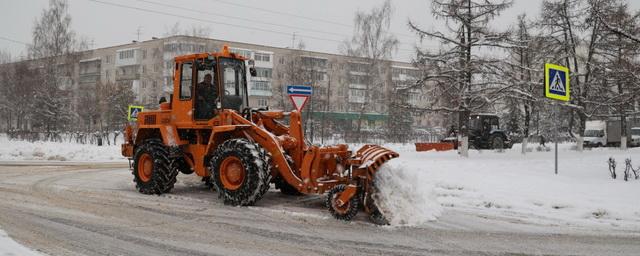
[342,0,398,143]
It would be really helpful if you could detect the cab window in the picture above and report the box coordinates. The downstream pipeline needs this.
[180,62,192,100]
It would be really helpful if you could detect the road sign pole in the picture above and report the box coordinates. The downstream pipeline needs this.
[555,104,558,175]
[544,63,569,175]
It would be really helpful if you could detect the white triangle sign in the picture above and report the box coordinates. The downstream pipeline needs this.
[550,71,566,93]
[289,95,309,112]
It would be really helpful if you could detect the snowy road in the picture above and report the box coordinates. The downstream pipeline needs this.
[0,162,639,256]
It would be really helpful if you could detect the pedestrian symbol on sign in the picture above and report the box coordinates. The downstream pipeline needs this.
[549,70,566,94]
[544,63,570,102]
[127,105,144,121]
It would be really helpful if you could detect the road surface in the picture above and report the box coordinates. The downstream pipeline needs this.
[0,162,638,256]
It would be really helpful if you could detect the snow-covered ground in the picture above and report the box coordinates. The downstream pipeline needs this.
[0,227,42,256]
[0,134,124,162]
[377,143,640,230]
[2,134,639,231]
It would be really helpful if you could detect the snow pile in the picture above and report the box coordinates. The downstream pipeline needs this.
[0,228,42,256]
[374,164,442,226]
[379,143,640,229]
[0,134,125,162]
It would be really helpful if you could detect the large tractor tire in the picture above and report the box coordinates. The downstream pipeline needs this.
[132,139,179,194]
[326,185,359,221]
[367,181,390,225]
[490,135,505,150]
[210,139,271,206]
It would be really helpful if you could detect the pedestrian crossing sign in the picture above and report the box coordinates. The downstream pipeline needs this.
[127,105,144,121]
[545,63,570,101]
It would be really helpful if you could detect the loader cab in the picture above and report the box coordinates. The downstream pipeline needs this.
[219,57,249,112]
[172,52,251,124]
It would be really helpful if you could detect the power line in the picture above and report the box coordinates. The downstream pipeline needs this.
[209,0,353,28]
[134,0,418,50]
[88,0,417,53]
[135,0,348,38]
[207,0,418,40]
[0,36,30,46]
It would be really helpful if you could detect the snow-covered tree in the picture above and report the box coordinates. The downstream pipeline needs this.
[409,0,513,155]
[28,0,85,133]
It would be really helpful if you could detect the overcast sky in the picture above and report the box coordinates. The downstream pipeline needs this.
[1,0,639,62]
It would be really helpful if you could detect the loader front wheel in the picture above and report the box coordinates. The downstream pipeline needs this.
[132,140,178,194]
[211,139,271,206]
[327,185,359,221]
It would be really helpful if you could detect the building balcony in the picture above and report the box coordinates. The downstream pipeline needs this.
[116,73,140,81]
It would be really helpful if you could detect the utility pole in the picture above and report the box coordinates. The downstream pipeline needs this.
[135,26,143,41]
[291,32,296,48]
[321,74,331,144]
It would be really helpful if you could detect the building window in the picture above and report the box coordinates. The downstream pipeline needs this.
[118,49,135,59]
[255,53,270,62]
[255,68,272,78]
[348,89,366,103]
[257,98,268,106]
[230,48,252,59]
[252,81,270,91]
[142,49,147,59]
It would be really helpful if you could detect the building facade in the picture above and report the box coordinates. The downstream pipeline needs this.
[5,35,442,139]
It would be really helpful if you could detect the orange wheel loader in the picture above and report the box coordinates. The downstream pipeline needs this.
[121,46,398,224]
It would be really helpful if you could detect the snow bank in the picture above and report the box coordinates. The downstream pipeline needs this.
[0,134,125,162]
[377,143,640,229]
[374,164,442,226]
[0,227,42,256]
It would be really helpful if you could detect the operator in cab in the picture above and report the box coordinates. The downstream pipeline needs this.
[195,73,217,120]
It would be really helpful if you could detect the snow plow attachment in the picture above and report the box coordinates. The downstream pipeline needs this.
[326,144,399,224]
[350,144,399,178]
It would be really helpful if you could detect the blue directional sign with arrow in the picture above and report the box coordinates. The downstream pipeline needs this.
[287,85,313,112]
[287,85,313,96]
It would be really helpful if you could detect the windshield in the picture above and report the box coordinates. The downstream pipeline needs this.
[632,129,640,136]
[219,57,248,111]
[584,129,604,137]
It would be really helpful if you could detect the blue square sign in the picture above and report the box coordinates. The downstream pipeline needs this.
[545,63,570,101]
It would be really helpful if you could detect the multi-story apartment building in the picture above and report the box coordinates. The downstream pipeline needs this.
[4,35,442,137]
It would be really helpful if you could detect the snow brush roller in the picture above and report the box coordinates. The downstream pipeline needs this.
[326,144,399,224]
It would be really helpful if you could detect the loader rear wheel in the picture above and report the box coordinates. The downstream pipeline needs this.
[327,185,359,221]
[491,135,504,150]
[132,140,178,194]
[211,139,271,206]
